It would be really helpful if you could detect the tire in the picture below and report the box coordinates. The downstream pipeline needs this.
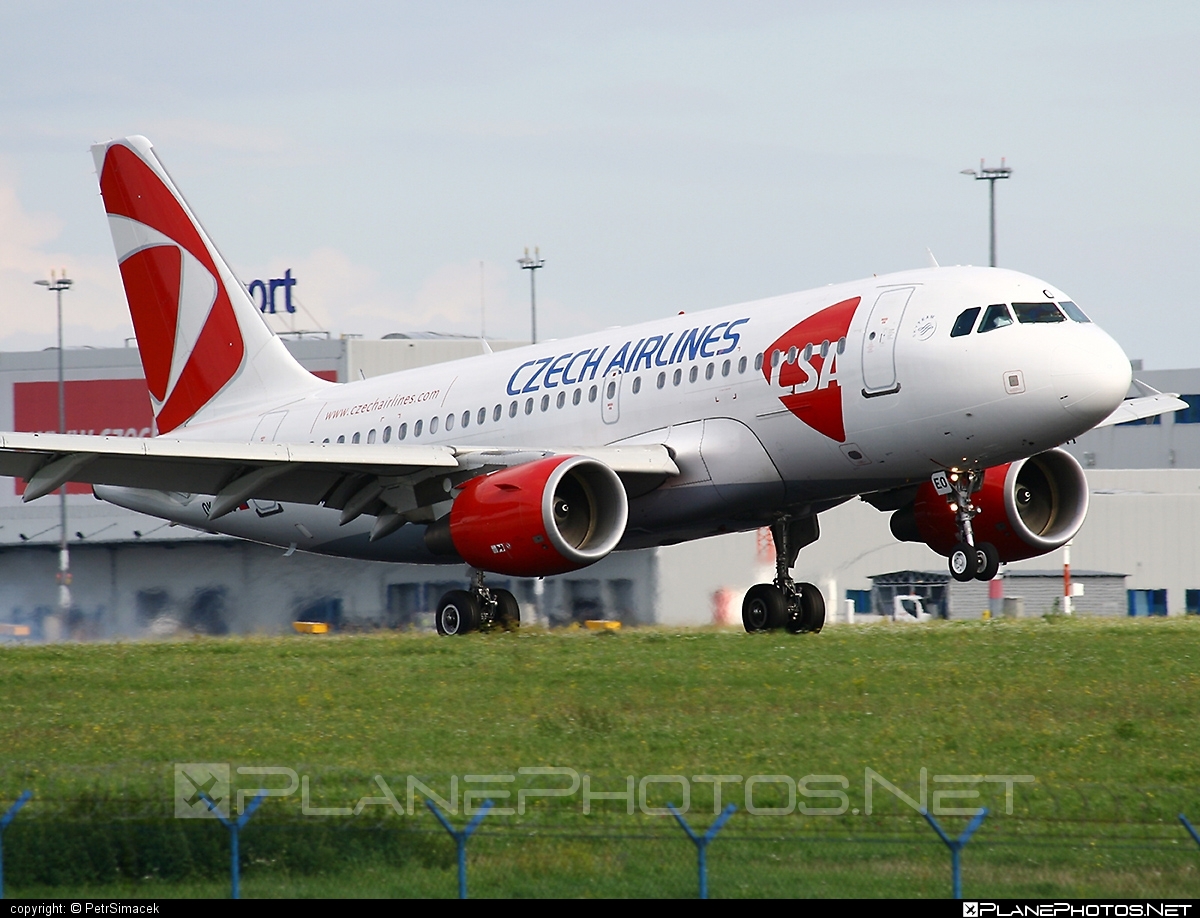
[436,590,480,636]
[974,542,1000,582]
[798,582,825,634]
[949,542,978,582]
[494,589,521,631]
[742,584,787,633]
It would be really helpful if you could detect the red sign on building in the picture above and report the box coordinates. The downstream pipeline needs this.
[13,379,154,494]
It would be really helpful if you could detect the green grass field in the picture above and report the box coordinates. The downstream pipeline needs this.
[1,617,1198,897]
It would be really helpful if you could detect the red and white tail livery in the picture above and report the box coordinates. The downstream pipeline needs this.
[91,136,324,433]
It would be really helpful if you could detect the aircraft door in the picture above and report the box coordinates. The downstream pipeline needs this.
[601,369,622,425]
[251,410,288,443]
[860,287,914,397]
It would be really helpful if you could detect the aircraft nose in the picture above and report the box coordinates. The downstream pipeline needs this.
[1053,327,1132,426]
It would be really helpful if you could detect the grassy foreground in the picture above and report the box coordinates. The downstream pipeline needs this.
[1,617,1198,896]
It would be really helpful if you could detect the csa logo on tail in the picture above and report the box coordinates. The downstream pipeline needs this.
[761,297,860,443]
[98,143,245,433]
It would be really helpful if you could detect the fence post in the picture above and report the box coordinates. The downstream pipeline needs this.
[201,791,266,899]
[425,798,493,899]
[0,792,32,899]
[668,803,737,899]
[922,807,988,900]
[1181,814,1200,849]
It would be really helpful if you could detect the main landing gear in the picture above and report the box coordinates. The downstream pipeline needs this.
[436,572,521,636]
[942,470,1000,583]
[742,516,825,634]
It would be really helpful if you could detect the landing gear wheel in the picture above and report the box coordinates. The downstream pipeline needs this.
[494,589,521,631]
[949,542,979,582]
[974,542,1000,582]
[436,590,480,636]
[743,584,787,633]
[799,582,825,633]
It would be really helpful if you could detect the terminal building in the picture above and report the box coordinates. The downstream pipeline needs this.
[1,341,1198,640]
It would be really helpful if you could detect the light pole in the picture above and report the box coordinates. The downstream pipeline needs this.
[960,158,1012,267]
[517,247,545,344]
[34,269,73,623]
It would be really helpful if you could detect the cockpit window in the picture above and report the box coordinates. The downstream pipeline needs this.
[977,303,1014,333]
[1058,300,1091,323]
[950,307,980,338]
[1012,302,1065,324]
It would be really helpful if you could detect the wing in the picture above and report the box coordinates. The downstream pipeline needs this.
[0,432,678,527]
[1089,380,1188,430]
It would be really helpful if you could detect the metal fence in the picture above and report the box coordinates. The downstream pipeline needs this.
[1,787,1198,899]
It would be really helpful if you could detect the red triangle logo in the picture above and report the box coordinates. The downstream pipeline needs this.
[762,297,860,442]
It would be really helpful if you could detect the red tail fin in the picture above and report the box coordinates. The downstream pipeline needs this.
[92,136,323,433]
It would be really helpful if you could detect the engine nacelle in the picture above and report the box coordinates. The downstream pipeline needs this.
[429,455,629,577]
[890,448,1090,563]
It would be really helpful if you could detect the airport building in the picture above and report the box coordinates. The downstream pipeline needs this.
[1,340,1198,640]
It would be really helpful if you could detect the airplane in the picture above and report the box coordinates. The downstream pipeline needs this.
[0,136,1182,635]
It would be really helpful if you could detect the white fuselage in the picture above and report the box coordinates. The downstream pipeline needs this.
[98,265,1131,562]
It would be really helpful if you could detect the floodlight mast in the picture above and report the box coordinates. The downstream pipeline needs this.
[517,247,545,344]
[960,158,1012,267]
[33,270,74,623]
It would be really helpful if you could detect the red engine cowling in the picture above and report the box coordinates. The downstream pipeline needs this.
[433,455,629,577]
[890,448,1090,563]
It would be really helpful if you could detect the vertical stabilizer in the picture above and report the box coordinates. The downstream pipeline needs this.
[91,136,329,433]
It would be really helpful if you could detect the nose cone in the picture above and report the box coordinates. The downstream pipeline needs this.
[1053,326,1132,427]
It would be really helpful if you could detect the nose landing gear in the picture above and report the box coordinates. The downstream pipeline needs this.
[742,516,825,634]
[941,470,1000,583]
[435,571,521,635]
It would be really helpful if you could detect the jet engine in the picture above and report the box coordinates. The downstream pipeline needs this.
[889,448,1090,562]
[426,455,629,577]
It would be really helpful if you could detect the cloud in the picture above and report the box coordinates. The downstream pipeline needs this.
[0,166,131,352]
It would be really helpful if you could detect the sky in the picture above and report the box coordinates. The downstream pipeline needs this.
[1,1,1198,367]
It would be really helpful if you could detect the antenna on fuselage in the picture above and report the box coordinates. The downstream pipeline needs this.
[926,248,940,268]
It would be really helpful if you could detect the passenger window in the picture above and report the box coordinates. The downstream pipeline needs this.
[540,394,550,411]
[336,435,345,444]
[837,336,846,354]
[493,404,502,422]
[588,385,597,402]
[383,426,391,443]
[673,368,682,386]
[509,401,518,418]
[525,398,533,415]
[754,353,763,371]
[557,391,566,408]
[572,389,581,406]
[476,407,485,426]
[977,304,1013,333]
[632,377,642,394]
[950,307,981,338]
[322,437,330,444]
[705,363,714,380]
[398,423,407,440]
[722,359,730,377]
[1058,300,1091,323]
[1012,302,1065,324]
[657,372,666,389]
[689,366,698,383]
[445,413,454,431]
[430,417,439,434]
[414,420,423,437]
[367,429,376,444]
[738,356,747,373]
[352,432,361,444]
[606,381,616,399]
